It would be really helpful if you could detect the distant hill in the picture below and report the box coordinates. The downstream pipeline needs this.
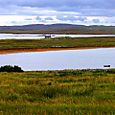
[0,24,115,34]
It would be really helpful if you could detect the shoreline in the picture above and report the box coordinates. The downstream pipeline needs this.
[0,46,115,54]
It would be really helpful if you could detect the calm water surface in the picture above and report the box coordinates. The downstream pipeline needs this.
[0,34,115,39]
[0,48,115,71]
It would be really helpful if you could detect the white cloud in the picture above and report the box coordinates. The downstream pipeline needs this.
[0,15,115,26]
[0,0,114,25]
[0,15,37,26]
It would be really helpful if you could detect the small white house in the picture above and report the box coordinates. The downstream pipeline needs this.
[44,34,52,38]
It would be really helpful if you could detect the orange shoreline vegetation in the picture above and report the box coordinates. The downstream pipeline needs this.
[0,46,115,54]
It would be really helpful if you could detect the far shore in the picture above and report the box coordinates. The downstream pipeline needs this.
[0,46,115,54]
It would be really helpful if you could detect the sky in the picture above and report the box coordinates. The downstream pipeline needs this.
[0,0,115,26]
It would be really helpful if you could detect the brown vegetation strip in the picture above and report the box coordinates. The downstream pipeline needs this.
[0,46,115,54]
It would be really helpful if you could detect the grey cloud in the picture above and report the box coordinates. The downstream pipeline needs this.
[0,0,115,25]
[36,16,47,23]
[92,19,100,23]
[44,17,54,21]
[57,15,87,22]
[36,16,54,23]
[36,16,43,21]
[25,18,33,21]
[11,21,17,24]
[0,0,114,16]
[5,0,114,10]
[76,17,87,22]
[57,15,77,21]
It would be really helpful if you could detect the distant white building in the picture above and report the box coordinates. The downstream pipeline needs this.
[44,34,52,38]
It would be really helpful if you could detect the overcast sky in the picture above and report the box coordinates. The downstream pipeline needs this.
[0,0,115,26]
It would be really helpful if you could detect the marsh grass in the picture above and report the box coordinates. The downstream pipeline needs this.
[0,70,115,114]
[0,37,115,50]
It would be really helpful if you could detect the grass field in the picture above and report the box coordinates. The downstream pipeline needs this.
[0,37,115,50]
[0,69,115,114]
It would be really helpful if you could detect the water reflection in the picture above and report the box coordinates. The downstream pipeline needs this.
[0,48,115,71]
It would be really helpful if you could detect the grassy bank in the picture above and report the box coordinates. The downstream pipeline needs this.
[0,37,115,50]
[0,69,115,114]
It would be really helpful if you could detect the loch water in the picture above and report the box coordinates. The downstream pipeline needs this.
[0,48,114,71]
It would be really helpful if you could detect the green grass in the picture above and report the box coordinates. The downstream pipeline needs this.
[0,37,115,49]
[0,69,115,114]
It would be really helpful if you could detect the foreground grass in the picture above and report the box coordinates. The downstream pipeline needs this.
[0,69,115,114]
[0,37,115,49]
